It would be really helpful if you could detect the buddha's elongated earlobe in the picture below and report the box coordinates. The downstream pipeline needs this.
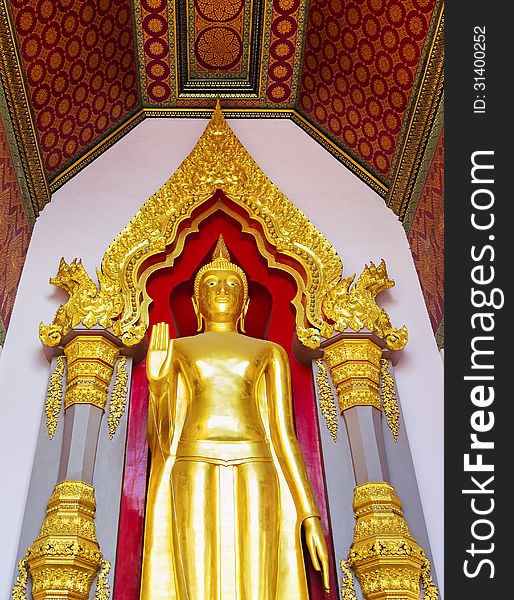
[238,298,250,333]
[192,296,204,332]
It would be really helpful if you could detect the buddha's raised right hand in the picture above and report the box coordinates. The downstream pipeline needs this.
[147,322,173,396]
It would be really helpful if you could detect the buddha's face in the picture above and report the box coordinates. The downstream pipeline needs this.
[197,268,245,325]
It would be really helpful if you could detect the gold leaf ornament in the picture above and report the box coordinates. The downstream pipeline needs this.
[94,560,111,600]
[421,557,439,600]
[380,358,400,442]
[11,558,28,600]
[339,560,358,600]
[108,357,129,439]
[315,359,338,442]
[45,355,65,439]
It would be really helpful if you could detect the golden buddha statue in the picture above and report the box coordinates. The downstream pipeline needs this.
[140,236,330,599]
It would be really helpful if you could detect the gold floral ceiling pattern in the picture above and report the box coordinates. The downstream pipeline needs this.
[0,0,443,220]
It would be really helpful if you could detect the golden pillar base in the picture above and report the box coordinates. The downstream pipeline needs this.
[348,482,437,600]
[24,481,103,600]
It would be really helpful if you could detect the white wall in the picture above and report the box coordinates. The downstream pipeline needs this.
[0,117,444,597]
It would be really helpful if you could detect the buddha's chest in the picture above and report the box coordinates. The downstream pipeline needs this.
[176,335,267,394]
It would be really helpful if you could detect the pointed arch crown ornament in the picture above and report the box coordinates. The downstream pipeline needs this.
[39,102,407,353]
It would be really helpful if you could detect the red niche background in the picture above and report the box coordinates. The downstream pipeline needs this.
[10,0,139,176]
[113,193,338,599]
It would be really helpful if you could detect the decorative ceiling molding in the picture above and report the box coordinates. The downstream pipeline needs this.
[176,0,265,97]
[435,317,444,350]
[133,0,310,106]
[386,2,444,220]
[1,0,443,226]
[0,0,49,219]
[49,109,145,194]
[0,66,34,227]
[291,110,388,198]
[401,91,444,234]
[0,314,5,345]
[48,105,387,199]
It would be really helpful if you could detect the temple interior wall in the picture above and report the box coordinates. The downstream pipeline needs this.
[0,118,444,598]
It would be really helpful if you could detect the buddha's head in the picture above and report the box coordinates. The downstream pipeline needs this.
[192,235,249,332]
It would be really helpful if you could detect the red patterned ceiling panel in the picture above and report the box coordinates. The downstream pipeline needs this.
[0,116,31,329]
[408,127,444,333]
[10,0,139,177]
[194,0,245,73]
[299,0,436,180]
[135,0,307,106]
[140,0,172,103]
[265,0,301,104]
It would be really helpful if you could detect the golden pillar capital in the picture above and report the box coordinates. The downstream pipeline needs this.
[63,333,121,410]
[348,482,438,600]
[323,336,382,412]
[24,481,103,600]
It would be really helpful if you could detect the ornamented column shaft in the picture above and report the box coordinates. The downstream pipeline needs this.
[322,335,437,599]
[58,333,121,485]
[23,332,122,600]
[323,335,390,485]
[317,256,438,599]
[323,337,382,412]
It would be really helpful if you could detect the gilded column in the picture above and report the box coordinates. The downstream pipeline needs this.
[62,334,120,412]
[319,261,438,599]
[23,331,121,600]
[13,257,141,600]
[23,481,103,600]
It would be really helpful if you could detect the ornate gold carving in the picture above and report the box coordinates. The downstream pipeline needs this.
[324,339,382,413]
[297,326,322,350]
[339,560,358,600]
[380,359,400,442]
[322,260,408,351]
[108,356,128,439]
[40,105,407,354]
[315,359,338,442]
[421,557,439,600]
[99,102,343,348]
[11,558,28,600]
[94,559,111,600]
[63,335,120,410]
[23,481,104,600]
[45,356,65,439]
[348,482,439,600]
[39,258,124,347]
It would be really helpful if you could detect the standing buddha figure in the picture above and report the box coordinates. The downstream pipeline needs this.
[140,235,330,599]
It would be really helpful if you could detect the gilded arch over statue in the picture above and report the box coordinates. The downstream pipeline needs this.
[40,103,406,353]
